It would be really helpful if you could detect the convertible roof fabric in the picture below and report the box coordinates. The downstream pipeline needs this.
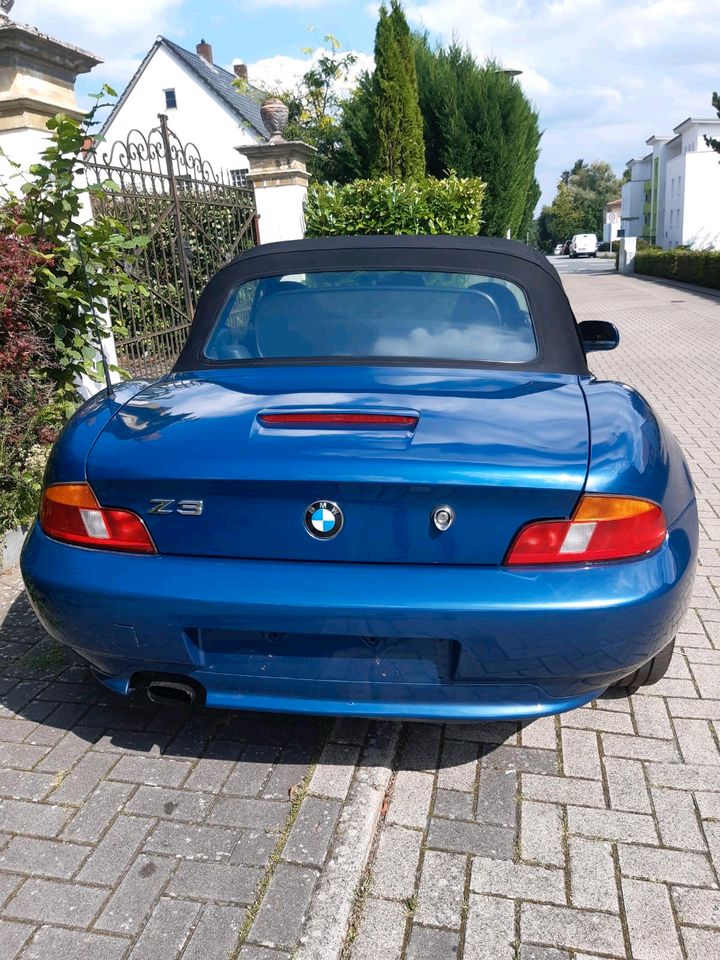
[175,235,588,375]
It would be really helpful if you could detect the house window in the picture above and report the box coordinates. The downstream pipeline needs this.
[230,168,248,187]
[669,210,673,226]
[670,178,674,197]
[164,88,178,110]
[678,175,682,195]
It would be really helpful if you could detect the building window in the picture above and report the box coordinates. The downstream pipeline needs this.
[230,168,248,187]
[669,210,673,226]
[164,88,178,110]
[678,175,682,194]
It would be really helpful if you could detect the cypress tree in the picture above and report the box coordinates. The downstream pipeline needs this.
[370,1,425,178]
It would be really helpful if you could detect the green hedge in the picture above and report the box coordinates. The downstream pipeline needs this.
[635,248,720,290]
[304,173,486,237]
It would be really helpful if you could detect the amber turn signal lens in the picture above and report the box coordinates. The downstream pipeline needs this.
[40,482,156,554]
[505,495,667,566]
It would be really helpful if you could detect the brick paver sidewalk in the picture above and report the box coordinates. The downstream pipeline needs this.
[1,268,719,959]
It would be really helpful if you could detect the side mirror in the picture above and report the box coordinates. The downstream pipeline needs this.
[579,320,620,352]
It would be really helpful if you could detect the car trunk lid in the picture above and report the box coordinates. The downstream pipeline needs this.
[86,366,589,565]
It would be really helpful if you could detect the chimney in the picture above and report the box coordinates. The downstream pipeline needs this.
[233,62,248,82]
[196,39,213,65]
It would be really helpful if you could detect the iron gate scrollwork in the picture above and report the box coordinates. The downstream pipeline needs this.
[85,115,258,378]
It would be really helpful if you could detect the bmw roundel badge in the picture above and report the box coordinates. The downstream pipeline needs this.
[305,500,344,540]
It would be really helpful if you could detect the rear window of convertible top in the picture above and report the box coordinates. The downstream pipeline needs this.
[204,270,537,365]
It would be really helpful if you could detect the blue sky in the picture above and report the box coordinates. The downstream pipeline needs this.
[20,1,720,210]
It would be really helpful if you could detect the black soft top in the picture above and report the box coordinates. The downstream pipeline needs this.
[175,235,588,375]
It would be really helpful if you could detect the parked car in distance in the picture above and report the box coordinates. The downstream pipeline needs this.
[553,243,564,255]
[561,239,572,255]
[21,235,698,722]
[570,233,598,258]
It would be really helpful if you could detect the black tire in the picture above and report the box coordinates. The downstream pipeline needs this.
[610,638,675,694]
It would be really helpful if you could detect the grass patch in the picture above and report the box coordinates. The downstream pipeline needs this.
[229,725,330,959]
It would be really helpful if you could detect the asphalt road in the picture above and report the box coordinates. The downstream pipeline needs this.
[549,253,617,275]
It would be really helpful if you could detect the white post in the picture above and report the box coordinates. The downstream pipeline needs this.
[241,141,316,244]
[618,236,637,274]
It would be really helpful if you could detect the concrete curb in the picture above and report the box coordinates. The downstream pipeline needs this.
[1,524,28,572]
[294,721,401,960]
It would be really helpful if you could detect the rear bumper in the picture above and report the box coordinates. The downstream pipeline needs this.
[20,502,697,721]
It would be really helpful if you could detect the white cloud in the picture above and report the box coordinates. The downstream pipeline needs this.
[248,48,374,94]
[20,0,182,47]
[403,0,720,206]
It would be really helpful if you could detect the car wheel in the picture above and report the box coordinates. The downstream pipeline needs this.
[610,638,675,695]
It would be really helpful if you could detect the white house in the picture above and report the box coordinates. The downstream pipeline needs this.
[621,117,720,250]
[100,37,270,182]
[603,198,621,244]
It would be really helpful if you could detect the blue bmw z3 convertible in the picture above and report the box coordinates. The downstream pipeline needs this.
[21,236,698,721]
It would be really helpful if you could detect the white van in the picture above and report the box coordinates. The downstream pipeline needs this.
[570,234,598,258]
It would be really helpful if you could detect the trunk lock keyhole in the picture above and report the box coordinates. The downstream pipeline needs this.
[432,505,455,532]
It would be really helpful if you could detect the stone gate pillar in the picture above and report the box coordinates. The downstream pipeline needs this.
[241,140,316,244]
[0,14,101,185]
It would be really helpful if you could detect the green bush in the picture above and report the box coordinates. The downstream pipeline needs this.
[634,249,720,291]
[304,173,486,237]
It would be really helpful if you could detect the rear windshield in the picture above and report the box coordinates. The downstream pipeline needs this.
[204,270,537,365]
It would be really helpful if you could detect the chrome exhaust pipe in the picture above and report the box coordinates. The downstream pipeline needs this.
[146,679,197,707]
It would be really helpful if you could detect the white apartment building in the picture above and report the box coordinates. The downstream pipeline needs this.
[621,117,720,250]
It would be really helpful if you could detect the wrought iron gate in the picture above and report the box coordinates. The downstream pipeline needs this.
[85,115,257,378]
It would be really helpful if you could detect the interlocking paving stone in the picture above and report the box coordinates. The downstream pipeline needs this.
[682,926,720,959]
[77,814,154,885]
[521,773,606,808]
[520,948,570,960]
[21,925,130,960]
[181,903,246,960]
[618,844,717,887]
[348,896,406,960]
[386,770,434,829]
[471,857,566,904]
[0,799,72,837]
[0,918,33,959]
[433,787,475,821]
[124,784,213,822]
[464,892,515,960]
[427,816,515,859]
[208,797,289,831]
[282,795,341,867]
[673,886,720,926]
[168,859,264,904]
[566,807,658,844]
[568,837,619,913]
[370,823,423,900]
[561,728,602,780]
[306,742,360,800]
[61,779,134,842]
[5,877,108,926]
[405,923,459,959]
[652,786,707,850]
[414,849,466,928]
[0,836,90,879]
[521,903,625,956]
[126,896,200,960]
[143,821,238,862]
[94,854,175,934]
[521,800,564,866]
[621,878,683,960]
[247,862,318,948]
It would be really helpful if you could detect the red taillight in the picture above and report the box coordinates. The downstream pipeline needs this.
[40,483,156,554]
[505,495,667,566]
[258,412,418,428]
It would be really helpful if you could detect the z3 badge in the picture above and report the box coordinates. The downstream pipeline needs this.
[304,500,343,540]
[148,499,204,516]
